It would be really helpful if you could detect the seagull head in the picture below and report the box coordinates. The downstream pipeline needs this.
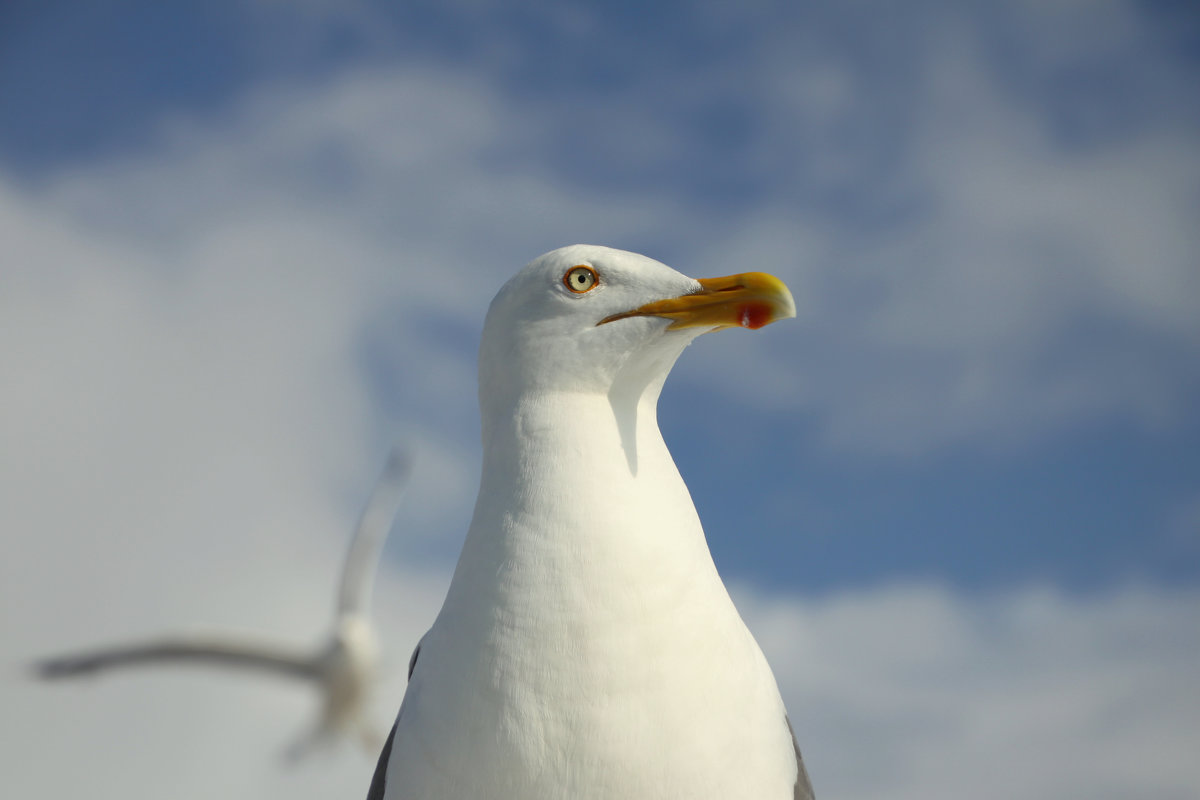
[479,244,796,407]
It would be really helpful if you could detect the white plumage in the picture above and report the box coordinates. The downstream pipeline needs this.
[370,245,811,799]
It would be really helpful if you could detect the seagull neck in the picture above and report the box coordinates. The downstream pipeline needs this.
[478,387,669,493]
[454,388,716,607]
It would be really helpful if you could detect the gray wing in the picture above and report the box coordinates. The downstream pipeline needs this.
[406,633,425,680]
[786,715,815,800]
[34,635,319,682]
[366,633,424,800]
[366,719,397,800]
[337,448,414,618]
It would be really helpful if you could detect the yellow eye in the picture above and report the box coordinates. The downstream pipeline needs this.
[563,265,599,293]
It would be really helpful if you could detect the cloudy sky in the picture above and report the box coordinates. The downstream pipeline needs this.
[2,1,1198,798]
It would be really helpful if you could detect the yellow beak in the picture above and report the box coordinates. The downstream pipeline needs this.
[598,272,796,331]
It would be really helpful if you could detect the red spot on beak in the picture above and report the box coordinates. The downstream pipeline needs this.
[738,302,773,329]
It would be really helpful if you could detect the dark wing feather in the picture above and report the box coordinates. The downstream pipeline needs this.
[786,715,815,800]
[366,719,398,800]
[366,632,424,799]
[407,634,425,680]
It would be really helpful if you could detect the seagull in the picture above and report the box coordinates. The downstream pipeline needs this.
[34,449,413,758]
[368,246,814,799]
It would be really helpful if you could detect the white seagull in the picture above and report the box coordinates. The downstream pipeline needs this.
[368,246,813,799]
[34,449,413,758]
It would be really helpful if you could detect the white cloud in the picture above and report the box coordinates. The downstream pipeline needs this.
[741,582,1200,800]
[679,10,1200,456]
[0,167,418,798]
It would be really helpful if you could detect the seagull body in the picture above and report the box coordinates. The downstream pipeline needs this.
[371,246,812,799]
[35,450,412,757]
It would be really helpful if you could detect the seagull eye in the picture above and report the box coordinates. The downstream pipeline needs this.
[563,265,599,294]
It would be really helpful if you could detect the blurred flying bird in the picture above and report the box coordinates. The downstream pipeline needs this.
[34,449,413,759]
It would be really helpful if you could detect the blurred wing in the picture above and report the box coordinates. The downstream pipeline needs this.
[34,634,319,682]
[337,448,413,617]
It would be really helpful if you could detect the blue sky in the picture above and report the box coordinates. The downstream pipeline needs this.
[8,0,1191,593]
[3,2,1199,799]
